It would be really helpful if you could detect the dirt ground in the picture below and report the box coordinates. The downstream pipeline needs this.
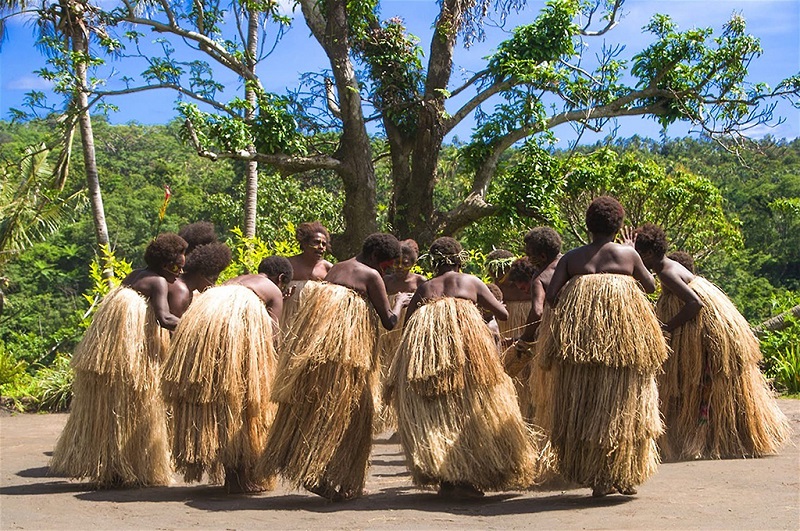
[1,401,799,531]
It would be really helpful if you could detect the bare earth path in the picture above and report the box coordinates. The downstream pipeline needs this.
[1,400,799,530]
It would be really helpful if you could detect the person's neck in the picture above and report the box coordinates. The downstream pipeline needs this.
[181,274,204,292]
[153,266,178,283]
[436,265,459,277]
[590,233,616,245]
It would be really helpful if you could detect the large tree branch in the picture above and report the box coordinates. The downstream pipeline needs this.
[91,83,234,115]
[444,77,514,133]
[437,192,500,236]
[184,119,341,174]
[581,0,623,37]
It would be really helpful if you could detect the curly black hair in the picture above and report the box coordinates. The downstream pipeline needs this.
[362,233,401,262]
[523,227,562,261]
[486,282,503,302]
[429,237,464,268]
[507,257,537,283]
[144,233,188,269]
[296,221,331,247]
[183,241,232,278]
[178,221,217,254]
[634,223,668,259]
[259,255,294,283]
[668,251,696,273]
[585,195,625,236]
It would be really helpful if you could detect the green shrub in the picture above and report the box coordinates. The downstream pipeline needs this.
[760,315,800,395]
[30,354,73,412]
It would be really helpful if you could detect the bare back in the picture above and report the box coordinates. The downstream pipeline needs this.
[406,271,508,323]
[122,268,187,330]
[225,273,284,324]
[326,258,399,330]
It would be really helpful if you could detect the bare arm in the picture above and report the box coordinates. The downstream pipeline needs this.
[520,277,546,342]
[151,278,182,330]
[631,251,657,293]
[475,278,508,321]
[546,256,570,307]
[367,272,406,330]
[659,271,704,332]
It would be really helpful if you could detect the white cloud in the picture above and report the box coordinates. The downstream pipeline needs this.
[5,75,53,91]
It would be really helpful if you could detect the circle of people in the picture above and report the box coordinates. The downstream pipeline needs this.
[51,195,790,501]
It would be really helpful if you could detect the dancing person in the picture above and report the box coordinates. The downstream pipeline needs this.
[387,237,540,499]
[632,223,789,460]
[485,249,531,341]
[259,233,410,501]
[50,233,189,487]
[542,197,668,497]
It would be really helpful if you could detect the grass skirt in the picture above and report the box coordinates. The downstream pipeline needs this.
[373,294,408,433]
[498,300,535,421]
[388,298,538,491]
[542,274,667,492]
[279,280,321,337]
[257,283,379,497]
[50,287,172,487]
[657,277,790,460]
[161,285,277,485]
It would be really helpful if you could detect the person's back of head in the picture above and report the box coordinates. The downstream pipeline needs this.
[485,282,503,303]
[507,257,537,284]
[183,241,232,282]
[362,233,402,263]
[259,255,294,285]
[144,233,188,270]
[429,237,464,270]
[667,251,696,273]
[178,221,217,254]
[586,196,625,237]
[485,248,514,280]
[524,227,562,262]
[634,223,668,260]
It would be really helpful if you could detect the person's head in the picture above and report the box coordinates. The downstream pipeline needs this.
[507,257,537,294]
[296,221,331,259]
[586,195,625,237]
[182,241,232,291]
[523,226,562,268]
[395,239,420,273]
[667,251,696,274]
[178,221,217,255]
[485,249,515,282]
[429,237,464,271]
[144,233,188,275]
[258,255,294,290]
[633,223,667,269]
[362,233,402,274]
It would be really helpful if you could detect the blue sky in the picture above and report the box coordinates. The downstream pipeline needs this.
[1,0,798,146]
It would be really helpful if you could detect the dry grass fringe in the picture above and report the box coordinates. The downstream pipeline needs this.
[389,298,540,491]
[550,275,668,371]
[544,275,667,491]
[50,288,171,487]
[161,285,277,485]
[498,300,533,338]
[279,280,322,337]
[373,295,409,433]
[257,283,379,494]
[657,277,790,460]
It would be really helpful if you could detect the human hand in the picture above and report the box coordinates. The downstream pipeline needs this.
[396,292,413,306]
[283,285,297,299]
[619,226,637,247]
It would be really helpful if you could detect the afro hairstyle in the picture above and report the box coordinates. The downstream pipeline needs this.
[507,257,537,283]
[183,241,232,278]
[486,282,503,302]
[259,255,294,283]
[400,239,420,259]
[585,195,625,236]
[178,221,218,254]
[362,233,402,262]
[144,233,188,269]
[668,251,696,274]
[523,226,562,261]
[634,223,668,259]
[429,237,463,262]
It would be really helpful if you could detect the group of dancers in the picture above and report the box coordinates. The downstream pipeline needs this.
[50,196,790,501]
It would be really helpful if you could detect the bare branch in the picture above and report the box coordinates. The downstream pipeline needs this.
[91,83,234,115]
[581,0,622,37]
[445,77,514,133]
[448,69,490,98]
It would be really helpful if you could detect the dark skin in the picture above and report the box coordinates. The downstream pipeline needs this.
[405,266,509,324]
[324,253,411,330]
[225,272,288,340]
[383,249,427,296]
[546,232,656,307]
[121,253,187,331]
[489,268,530,303]
[519,249,562,342]
[288,231,333,281]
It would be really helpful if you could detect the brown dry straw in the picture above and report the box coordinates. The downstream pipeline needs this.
[657,277,790,461]
[161,285,277,486]
[257,283,380,497]
[388,297,541,491]
[50,287,172,487]
[372,294,408,434]
[543,274,667,492]
[279,279,322,336]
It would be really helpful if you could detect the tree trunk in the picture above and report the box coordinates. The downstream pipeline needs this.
[753,305,800,337]
[301,0,378,258]
[72,22,111,280]
[243,9,259,238]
